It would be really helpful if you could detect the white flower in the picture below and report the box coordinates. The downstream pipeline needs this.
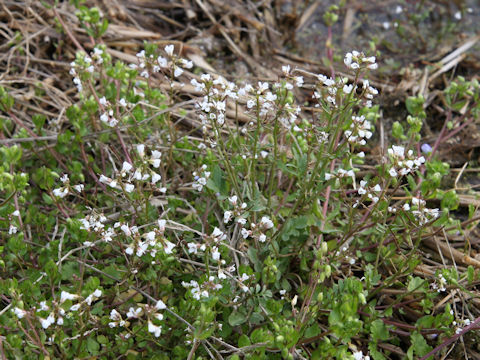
[174,67,184,77]
[40,313,55,329]
[343,84,353,94]
[122,161,133,173]
[389,145,405,158]
[164,45,174,57]
[210,228,225,243]
[13,307,27,319]
[8,225,18,234]
[121,224,132,236]
[389,168,397,177]
[124,183,135,193]
[158,56,167,68]
[237,218,247,225]
[212,246,220,261]
[137,144,145,158]
[241,228,250,239]
[260,216,274,229]
[223,211,233,223]
[70,303,81,311]
[60,291,78,303]
[259,234,266,242]
[110,309,122,321]
[151,172,161,184]
[127,307,142,318]
[53,187,69,198]
[155,299,167,310]
[73,184,84,192]
[148,320,162,337]
[164,240,175,254]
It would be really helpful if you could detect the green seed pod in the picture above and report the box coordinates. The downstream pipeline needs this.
[324,265,331,278]
[317,292,324,303]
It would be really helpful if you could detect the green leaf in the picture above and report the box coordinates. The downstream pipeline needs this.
[370,319,389,342]
[407,277,425,292]
[238,334,250,348]
[228,311,246,327]
[410,331,432,358]
[87,337,100,354]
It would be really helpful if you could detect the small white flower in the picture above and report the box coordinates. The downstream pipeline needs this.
[8,224,18,234]
[73,184,84,192]
[60,291,78,303]
[223,211,233,223]
[40,313,55,329]
[164,45,174,57]
[211,246,220,261]
[127,307,142,318]
[260,216,274,229]
[155,300,167,310]
[53,188,69,198]
[122,162,133,174]
[164,240,175,254]
[14,307,27,319]
[174,67,184,77]
[343,84,353,94]
[110,309,122,321]
[241,228,250,239]
[148,320,162,337]
[137,144,145,158]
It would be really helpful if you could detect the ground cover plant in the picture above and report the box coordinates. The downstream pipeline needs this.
[1,1,480,359]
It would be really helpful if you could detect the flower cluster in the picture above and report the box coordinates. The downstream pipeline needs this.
[223,195,248,224]
[357,180,382,204]
[281,65,304,88]
[182,277,223,300]
[69,46,108,93]
[132,45,193,79]
[430,272,447,292]
[192,164,210,191]
[52,174,85,199]
[387,145,426,177]
[345,115,373,145]
[109,299,167,338]
[240,215,274,243]
[344,50,378,70]
[124,219,175,257]
[13,289,102,330]
[325,168,355,181]
[135,145,164,188]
